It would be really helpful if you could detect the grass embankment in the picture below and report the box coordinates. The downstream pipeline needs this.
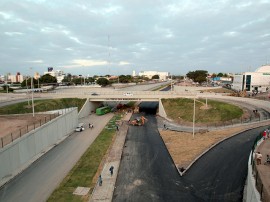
[47,114,122,202]
[0,98,86,114]
[162,98,243,124]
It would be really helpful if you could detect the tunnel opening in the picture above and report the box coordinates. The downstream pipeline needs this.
[139,102,158,115]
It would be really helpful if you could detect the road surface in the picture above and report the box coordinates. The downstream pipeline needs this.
[113,102,267,201]
[0,114,113,202]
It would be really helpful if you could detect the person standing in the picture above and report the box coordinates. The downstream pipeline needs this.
[116,125,119,131]
[98,175,102,186]
[109,166,114,176]
[256,152,263,165]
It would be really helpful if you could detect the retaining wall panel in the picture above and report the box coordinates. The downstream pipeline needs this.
[0,150,11,180]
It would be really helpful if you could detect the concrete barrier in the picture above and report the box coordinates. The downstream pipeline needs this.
[245,152,261,202]
[0,108,78,187]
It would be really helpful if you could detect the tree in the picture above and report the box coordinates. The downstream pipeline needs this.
[119,75,132,83]
[62,73,72,83]
[217,72,224,77]
[186,70,208,84]
[96,77,109,86]
[211,73,217,78]
[21,78,38,88]
[152,75,159,80]
[39,74,57,84]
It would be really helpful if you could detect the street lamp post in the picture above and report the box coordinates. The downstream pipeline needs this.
[30,68,35,117]
[193,96,196,139]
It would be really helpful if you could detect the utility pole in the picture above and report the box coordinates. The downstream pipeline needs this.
[193,96,196,139]
[29,68,35,117]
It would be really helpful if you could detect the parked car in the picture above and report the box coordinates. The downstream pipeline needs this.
[91,92,99,96]
[75,123,85,132]
[123,92,133,96]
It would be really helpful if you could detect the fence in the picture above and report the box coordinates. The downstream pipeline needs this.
[205,113,270,129]
[0,113,60,149]
[250,132,270,202]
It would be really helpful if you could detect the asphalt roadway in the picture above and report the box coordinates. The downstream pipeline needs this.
[113,102,268,202]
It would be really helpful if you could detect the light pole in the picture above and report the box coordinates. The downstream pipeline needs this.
[192,96,196,139]
[170,73,173,92]
[26,76,30,106]
[29,68,35,117]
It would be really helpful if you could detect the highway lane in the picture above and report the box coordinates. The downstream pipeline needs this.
[0,114,113,202]
[113,102,267,201]
[113,113,185,201]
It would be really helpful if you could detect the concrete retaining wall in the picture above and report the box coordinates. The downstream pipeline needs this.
[158,99,167,118]
[78,99,103,118]
[0,108,78,187]
[245,152,261,202]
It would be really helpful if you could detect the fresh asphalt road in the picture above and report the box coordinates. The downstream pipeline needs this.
[0,113,113,202]
[113,102,267,202]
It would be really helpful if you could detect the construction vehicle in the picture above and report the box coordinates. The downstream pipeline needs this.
[129,116,147,126]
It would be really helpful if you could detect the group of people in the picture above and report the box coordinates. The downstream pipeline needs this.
[98,165,114,186]
[89,123,94,129]
[255,152,270,165]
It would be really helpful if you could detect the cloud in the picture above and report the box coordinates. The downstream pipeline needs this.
[0,0,270,76]
[26,60,44,63]
[64,59,108,68]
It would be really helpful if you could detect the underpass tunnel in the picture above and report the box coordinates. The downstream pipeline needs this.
[139,102,159,115]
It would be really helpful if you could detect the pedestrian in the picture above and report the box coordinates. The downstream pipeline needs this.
[116,125,119,131]
[89,123,91,128]
[109,166,114,176]
[163,124,167,130]
[90,124,93,129]
[256,152,263,165]
[263,130,267,140]
[98,175,102,186]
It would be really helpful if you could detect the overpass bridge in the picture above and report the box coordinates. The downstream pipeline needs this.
[37,90,195,101]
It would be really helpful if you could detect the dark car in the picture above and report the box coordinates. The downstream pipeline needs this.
[91,92,99,96]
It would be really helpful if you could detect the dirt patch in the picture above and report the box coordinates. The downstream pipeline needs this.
[159,126,249,169]
[0,114,55,137]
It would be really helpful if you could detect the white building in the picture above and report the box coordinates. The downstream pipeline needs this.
[43,68,65,83]
[231,65,270,92]
[138,71,169,81]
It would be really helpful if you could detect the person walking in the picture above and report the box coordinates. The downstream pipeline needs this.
[98,175,102,186]
[109,166,114,176]
[116,125,119,131]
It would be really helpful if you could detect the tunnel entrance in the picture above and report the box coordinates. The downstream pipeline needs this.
[139,102,158,114]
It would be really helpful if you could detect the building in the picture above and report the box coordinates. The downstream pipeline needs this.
[138,71,169,81]
[43,67,65,83]
[231,65,270,93]
[8,72,24,83]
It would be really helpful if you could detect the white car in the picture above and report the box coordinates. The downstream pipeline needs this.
[75,123,85,132]
[123,92,133,96]
[75,126,84,132]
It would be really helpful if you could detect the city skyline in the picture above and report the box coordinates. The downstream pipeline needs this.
[0,0,270,76]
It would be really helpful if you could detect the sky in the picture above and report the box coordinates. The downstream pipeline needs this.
[0,0,270,77]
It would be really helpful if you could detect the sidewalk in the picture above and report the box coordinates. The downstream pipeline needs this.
[90,112,132,202]
[256,137,270,201]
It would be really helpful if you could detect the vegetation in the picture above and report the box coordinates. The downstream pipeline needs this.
[39,74,57,84]
[186,70,208,84]
[96,77,110,86]
[0,98,86,115]
[47,114,122,202]
[152,74,159,80]
[162,98,243,124]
